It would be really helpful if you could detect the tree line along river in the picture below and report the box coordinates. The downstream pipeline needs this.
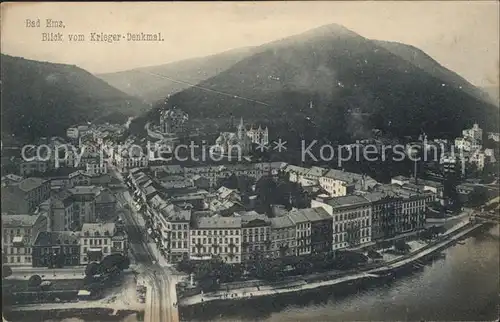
[43,223,499,322]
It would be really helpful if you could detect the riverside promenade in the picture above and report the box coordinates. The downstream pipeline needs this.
[179,220,485,307]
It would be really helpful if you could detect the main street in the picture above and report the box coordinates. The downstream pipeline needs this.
[110,167,179,322]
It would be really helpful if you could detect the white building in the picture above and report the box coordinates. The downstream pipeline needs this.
[80,223,128,264]
[2,214,48,266]
[468,149,486,171]
[190,216,242,264]
[462,123,483,142]
[66,127,79,139]
[319,169,377,197]
[114,145,148,173]
[86,160,108,176]
[311,195,372,250]
[487,132,500,142]
[246,125,269,146]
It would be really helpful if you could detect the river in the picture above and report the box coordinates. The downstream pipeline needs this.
[49,224,500,321]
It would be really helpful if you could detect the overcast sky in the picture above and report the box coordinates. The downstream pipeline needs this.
[1,1,498,87]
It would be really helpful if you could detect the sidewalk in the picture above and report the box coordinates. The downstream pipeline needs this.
[180,216,481,307]
[121,190,170,268]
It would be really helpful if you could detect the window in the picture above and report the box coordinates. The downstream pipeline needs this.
[103,247,108,253]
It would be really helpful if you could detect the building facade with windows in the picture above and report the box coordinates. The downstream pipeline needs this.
[32,231,81,267]
[239,211,272,261]
[311,195,372,250]
[190,216,242,264]
[80,223,128,264]
[269,215,296,258]
[2,214,48,266]
[1,177,51,214]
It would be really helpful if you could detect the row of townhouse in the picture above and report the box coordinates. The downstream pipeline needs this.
[129,168,246,216]
[150,162,287,188]
[2,219,128,268]
[283,165,379,197]
[1,177,51,214]
[113,144,149,173]
[127,167,336,263]
[145,196,333,265]
[49,186,116,231]
[128,173,430,265]
[311,184,430,249]
[30,222,128,267]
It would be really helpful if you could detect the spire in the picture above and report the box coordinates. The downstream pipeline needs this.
[239,117,244,128]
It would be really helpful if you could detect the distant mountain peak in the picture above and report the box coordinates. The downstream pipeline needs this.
[306,23,361,37]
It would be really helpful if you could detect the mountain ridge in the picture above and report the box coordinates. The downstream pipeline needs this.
[130,23,498,141]
[97,47,255,103]
[1,54,149,143]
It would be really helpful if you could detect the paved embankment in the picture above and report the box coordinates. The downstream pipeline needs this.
[180,221,485,307]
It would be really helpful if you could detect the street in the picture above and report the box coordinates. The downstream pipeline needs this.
[110,167,179,322]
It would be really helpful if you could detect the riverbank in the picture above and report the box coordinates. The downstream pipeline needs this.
[182,223,499,322]
[179,220,485,307]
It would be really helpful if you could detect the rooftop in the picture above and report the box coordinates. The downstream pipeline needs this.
[323,169,379,191]
[322,195,371,208]
[238,211,271,226]
[160,204,192,222]
[307,166,329,177]
[34,231,80,246]
[194,216,242,229]
[95,190,116,204]
[270,215,295,229]
[291,207,331,222]
[81,223,116,236]
[2,214,44,228]
[17,177,48,192]
[69,185,101,195]
[284,165,309,175]
[1,174,24,183]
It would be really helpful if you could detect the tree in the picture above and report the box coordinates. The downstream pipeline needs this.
[367,250,383,260]
[117,256,131,270]
[219,173,239,190]
[28,274,42,287]
[100,253,128,275]
[176,254,195,274]
[394,240,411,253]
[2,265,12,279]
[443,174,461,210]
[85,262,101,276]
[467,187,488,207]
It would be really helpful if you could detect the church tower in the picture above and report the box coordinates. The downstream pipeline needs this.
[263,126,269,145]
[237,117,246,140]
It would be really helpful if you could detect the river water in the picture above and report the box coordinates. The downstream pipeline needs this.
[52,224,500,321]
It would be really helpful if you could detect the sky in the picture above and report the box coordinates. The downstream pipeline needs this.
[1,1,499,87]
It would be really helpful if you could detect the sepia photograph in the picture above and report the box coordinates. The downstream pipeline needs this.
[1,2,499,322]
